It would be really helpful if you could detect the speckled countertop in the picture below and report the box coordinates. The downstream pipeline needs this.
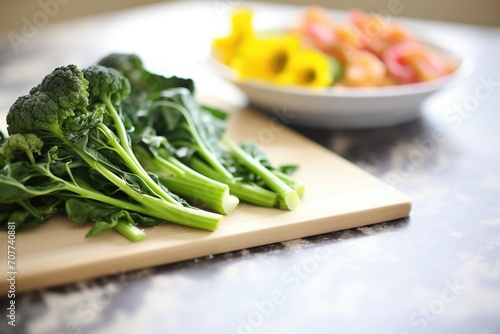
[0,2,499,334]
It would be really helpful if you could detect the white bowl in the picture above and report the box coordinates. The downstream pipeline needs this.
[208,43,472,129]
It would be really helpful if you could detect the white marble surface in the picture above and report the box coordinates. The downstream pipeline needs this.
[0,2,499,334]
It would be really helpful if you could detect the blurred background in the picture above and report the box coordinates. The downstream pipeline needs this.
[1,0,499,32]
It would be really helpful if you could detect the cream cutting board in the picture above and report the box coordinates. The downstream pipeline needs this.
[0,106,411,293]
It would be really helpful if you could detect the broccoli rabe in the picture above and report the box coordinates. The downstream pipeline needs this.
[82,65,183,205]
[0,53,305,241]
[2,64,223,239]
[98,55,242,214]
[101,53,303,210]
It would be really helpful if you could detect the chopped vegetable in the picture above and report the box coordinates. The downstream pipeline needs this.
[0,53,305,241]
[212,7,458,88]
[100,53,303,211]
[212,9,334,88]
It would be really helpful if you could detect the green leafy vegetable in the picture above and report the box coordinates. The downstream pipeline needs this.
[1,64,223,240]
[97,53,195,95]
[0,53,304,242]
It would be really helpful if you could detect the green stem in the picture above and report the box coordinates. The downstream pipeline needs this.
[66,146,222,230]
[113,222,145,242]
[66,175,221,230]
[222,137,300,210]
[272,170,305,198]
[102,97,133,156]
[47,129,223,230]
[163,176,239,215]
[135,146,238,214]
[98,123,180,205]
[189,157,278,208]
[17,199,43,220]
[151,101,233,179]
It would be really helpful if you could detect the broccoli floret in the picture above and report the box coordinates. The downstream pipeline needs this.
[83,65,132,146]
[0,133,44,164]
[6,94,59,136]
[97,53,145,87]
[6,65,89,139]
[30,64,89,113]
[83,65,131,106]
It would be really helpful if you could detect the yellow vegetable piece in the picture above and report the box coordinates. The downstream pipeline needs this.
[279,49,333,87]
[212,8,254,65]
[231,35,301,82]
[213,9,334,88]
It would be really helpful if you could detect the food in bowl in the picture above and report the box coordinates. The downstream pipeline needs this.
[211,7,459,89]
